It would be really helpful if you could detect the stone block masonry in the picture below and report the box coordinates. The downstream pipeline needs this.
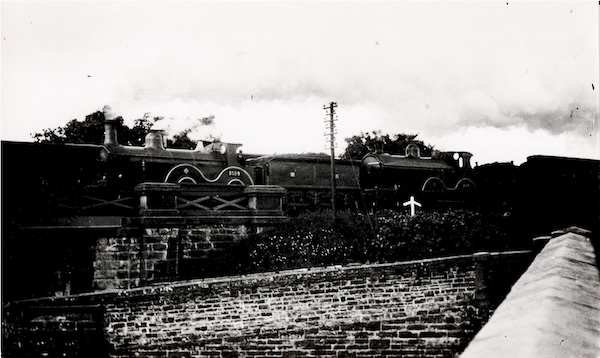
[93,225,248,290]
[4,250,531,358]
[460,228,600,358]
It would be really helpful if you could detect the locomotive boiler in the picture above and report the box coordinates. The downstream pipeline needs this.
[98,120,254,189]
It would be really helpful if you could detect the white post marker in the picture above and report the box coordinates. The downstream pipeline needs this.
[403,196,422,217]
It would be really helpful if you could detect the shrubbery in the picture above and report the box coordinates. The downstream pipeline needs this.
[240,209,524,273]
[241,211,372,272]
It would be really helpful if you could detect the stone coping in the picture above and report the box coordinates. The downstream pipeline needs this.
[460,227,600,358]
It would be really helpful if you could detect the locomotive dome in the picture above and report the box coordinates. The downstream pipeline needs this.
[144,129,166,150]
[405,143,421,158]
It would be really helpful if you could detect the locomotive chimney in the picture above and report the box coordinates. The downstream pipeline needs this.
[145,129,166,150]
[103,120,118,146]
[374,138,384,154]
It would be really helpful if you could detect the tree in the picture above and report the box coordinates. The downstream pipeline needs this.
[33,110,148,146]
[342,131,434,160]
[33,111,106,145]
[169,129,198,149]
[127,113,156,145]
[31,110,207,150]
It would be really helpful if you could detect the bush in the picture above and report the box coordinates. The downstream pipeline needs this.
[242,211,373,272]
[370,210,517,262]
[240,209,525,273]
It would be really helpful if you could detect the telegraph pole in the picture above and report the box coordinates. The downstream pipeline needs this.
[324,102,338,217]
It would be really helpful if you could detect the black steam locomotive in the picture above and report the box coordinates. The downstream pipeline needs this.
[360,143,476,209]
[242,142,477,213]
[98,120,253,186]
[2,121,253,223]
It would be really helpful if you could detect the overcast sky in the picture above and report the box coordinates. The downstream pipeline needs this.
[2,1,599,165]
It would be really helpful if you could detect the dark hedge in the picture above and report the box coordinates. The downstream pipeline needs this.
[239,209,525,273]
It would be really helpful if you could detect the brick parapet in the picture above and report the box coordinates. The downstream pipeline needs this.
[5,250,531,358]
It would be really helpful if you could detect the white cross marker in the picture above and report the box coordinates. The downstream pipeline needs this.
[403,196,422,217]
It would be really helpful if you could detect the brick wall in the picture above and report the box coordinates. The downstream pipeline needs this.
[4,251,531,358]
[2,305,109,358]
